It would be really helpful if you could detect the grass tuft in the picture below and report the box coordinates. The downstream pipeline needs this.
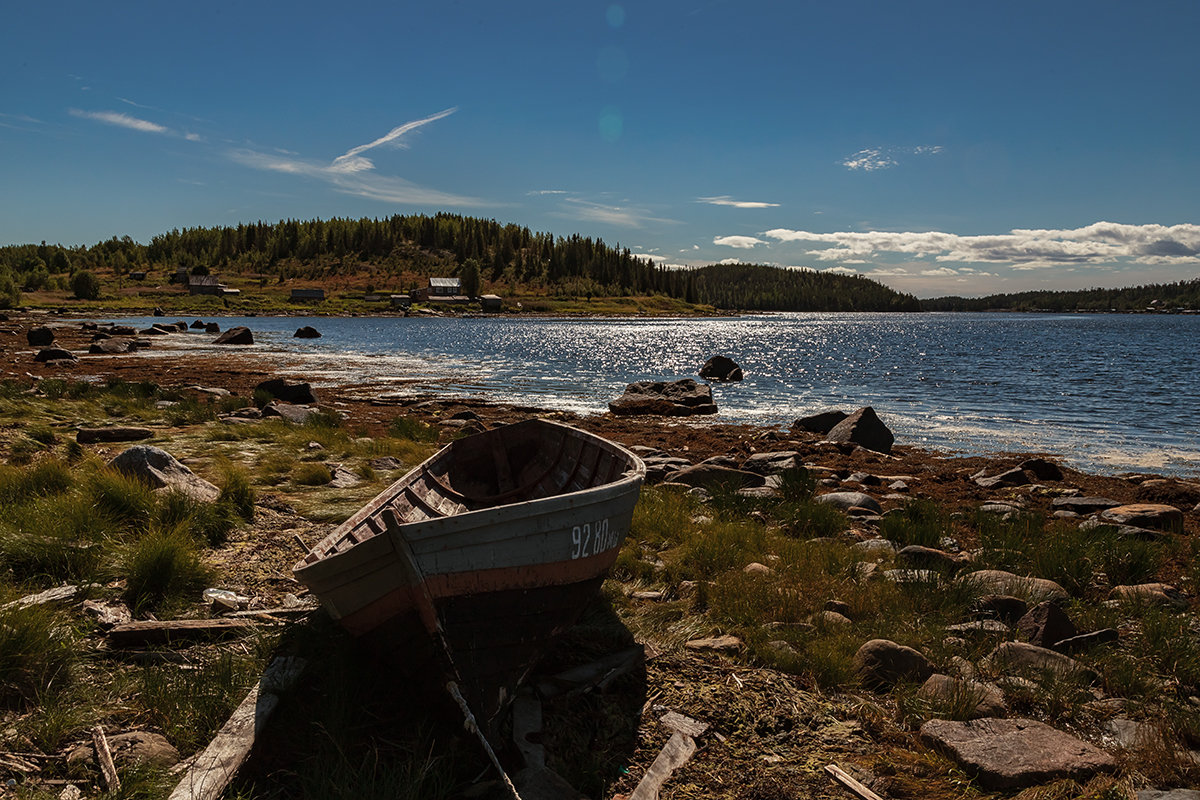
[292,463,333,486]
[123,528,213,613]
[389,415,438,443]
[0,604,78,709]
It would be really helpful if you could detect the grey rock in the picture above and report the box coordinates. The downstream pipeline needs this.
[975,468,1030,489]
[918,674,1007,719]
[1109,583,1187,608]
[68,731,180,768]
[973,594,1028,624]
[698,355,743,381]
[920,717,1117,790]
[1138,790,1200,800]
[825,599,852,617]
[809,610,852,627]
[89,338,133,354]
[369,456,403,471]
[665,463,766,491]
[261,402,319,424]
[825,406,894,454]
[794,409,848,434]
[328,466,363,488]
[1020,458,1063,481]
[897,545,961,572]
[107,445,220,502]
[213,325,254,345]
[853,638,933,688]
[255,378,318,405]
[1099,503,1184,533]
[815,491,882,514]
[77,426,153,444]
[642,455,694,484]
[983,641,1099,683]
[1051,496,1120,513]
[741,451,801,475]
[294,325,322,338]
[27,326,55,346]
[608,378,717,416]
[958,570,1069,602]
[1016,601,1077,649]
[34,347,76,362]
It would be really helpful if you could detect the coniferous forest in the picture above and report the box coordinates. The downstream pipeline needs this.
[0,214,918,311]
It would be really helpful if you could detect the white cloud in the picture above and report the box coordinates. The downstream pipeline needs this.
[697,195,780,208]
[920,267,960,276]
[841,144,944,171]
[841,148,896,171]
[633,253,668,263]
[228,109,484,207]
[70,109,168,134]
[718,257,744,265]
[713,235,766,249]
[762,222,1200,268]
[330,108,456,173]
[528,189,570,196]
[822,266,859,275]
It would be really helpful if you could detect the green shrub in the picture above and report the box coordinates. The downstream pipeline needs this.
[879,497,946,548]
[0,494,108,582]
[218,464,256,521]
[0,458,73,505]
[86,468,157,531]
[389,415,438,443]
[156,490,240,548]
[292,463,333,486]
[123,529,212,613]
[0,605,77,709]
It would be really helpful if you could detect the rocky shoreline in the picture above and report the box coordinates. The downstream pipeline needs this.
[2,312,1199,797]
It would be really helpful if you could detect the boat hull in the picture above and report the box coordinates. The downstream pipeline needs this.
[293,419,645,724]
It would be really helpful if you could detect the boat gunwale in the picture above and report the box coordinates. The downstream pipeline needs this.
[294,419,645,573]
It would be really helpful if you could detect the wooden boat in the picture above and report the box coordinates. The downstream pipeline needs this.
[294,418,646,725]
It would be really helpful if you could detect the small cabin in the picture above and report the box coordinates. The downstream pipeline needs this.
[429,277,461,296]
[480,294,502,313]
[188,275,225,296]
[290,288,326,302]
[390,294,412,309]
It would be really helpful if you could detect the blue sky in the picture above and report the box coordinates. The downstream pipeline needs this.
[3,0,1199,298]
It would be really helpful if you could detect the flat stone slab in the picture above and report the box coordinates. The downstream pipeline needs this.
[920,717,1116,790]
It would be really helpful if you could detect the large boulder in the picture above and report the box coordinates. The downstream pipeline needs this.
[608,379,717,416]
[89,338,133,354]
[27,326,55,346]
[983,641,1098,683]
[34,347,76,362]
[698,355,743,381]
[853,639,933,688]
[918,674,1007,719]
[294,325,322,339]
[107,445,220,502]
[825,407,894,454]
[255,378,318,405]
[213,326,253,345]
[1098,503,1184,534]
[1050,496,1120,514]
[664,464,766,492]
[958,570,1068,603]
[920,717,1117,790]
[794,410,848,435]
[813,491,882,514]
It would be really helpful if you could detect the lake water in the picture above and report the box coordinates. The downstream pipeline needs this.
[111,312,1200,477]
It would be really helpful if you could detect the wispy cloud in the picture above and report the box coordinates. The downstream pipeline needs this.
[697,195,780,209]
[70,108,168,134]
[761,221,1200,268]
[528,189,571,196]
[330,107,456,173]
[553,198,677,228]
[228,109,484,206]
[713,234,767,249]
[841,144,943,171]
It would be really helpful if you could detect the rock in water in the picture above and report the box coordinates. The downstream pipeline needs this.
[89,339,132,354]
[205,322,221,333]
[920,717,1116,790]
[294,325,322,338]
[190,319,206,329]
[255,378,318,404]
[825,407,894,454]
[213,326,253,345]
[608,379,717,416]
[107,445,220,502]
[698,355,743,381]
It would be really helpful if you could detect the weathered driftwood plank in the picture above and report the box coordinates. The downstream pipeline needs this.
[92,726,120,793]
[166,656,306,800]
[535,645,644,699]
[512,689,545,769]
[627,732,697,800]
[824,764,885,800]
[660,710,709,739]
[2,584,78,610]
[106,619,259,646]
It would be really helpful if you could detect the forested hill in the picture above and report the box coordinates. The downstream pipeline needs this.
[0,213,918,311]
[924,278,1200,312]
